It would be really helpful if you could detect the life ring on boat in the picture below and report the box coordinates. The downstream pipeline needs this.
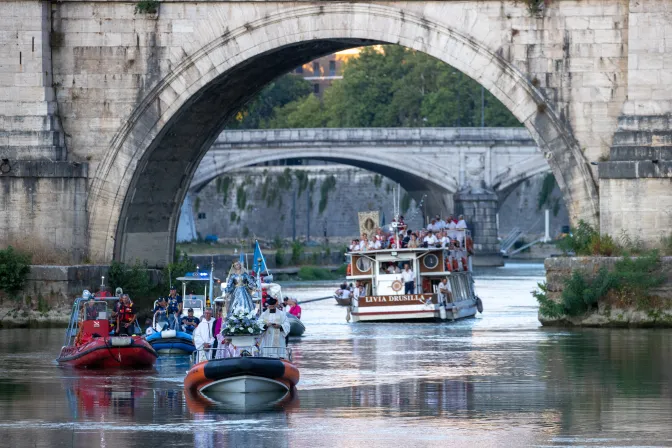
[476,297,483,313]
[445,257,453,272]
[391,280,403,292]
[462,257,469,271]
[346,264,352,276]
[452,258,459,271]
[466,236,474,254]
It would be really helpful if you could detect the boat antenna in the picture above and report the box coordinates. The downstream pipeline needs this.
[168,266,173,289]
[100,275,105,289]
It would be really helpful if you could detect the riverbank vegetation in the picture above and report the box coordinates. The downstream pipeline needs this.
[535,221,670,319]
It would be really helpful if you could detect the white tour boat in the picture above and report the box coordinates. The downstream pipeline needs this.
[346,246,482,322]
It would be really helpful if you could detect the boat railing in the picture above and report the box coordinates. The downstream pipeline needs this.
[190,346,293,365]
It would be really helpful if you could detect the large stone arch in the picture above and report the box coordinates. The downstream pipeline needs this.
[88,3,598,265]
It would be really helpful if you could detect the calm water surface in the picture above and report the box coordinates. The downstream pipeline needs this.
[1,262,671,447]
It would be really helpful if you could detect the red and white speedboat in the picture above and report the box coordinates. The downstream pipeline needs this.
[57,295,157,369]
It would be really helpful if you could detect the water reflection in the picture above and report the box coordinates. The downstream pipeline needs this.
[0,263,671,447]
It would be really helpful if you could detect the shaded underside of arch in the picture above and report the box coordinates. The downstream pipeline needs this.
[86,3,599,266]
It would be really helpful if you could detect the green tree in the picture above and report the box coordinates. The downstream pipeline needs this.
[263,45,522,128]
[228,74,313,129]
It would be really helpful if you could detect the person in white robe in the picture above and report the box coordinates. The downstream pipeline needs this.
[193,308,215,363]
[259,297,290,358]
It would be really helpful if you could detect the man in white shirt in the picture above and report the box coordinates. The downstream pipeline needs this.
[423,231,438,247]
[438,277,451,304]
[456,215,468,247]
[438,231,450,248]
[447,215,457,240]
[427,219,439,232]
[353,281,366,299]
[401,263,415,294]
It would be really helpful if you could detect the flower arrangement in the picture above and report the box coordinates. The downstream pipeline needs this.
[223,308,264,336]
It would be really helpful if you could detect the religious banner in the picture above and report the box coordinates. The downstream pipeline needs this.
[357,294,436,307]
[358,211,379,239]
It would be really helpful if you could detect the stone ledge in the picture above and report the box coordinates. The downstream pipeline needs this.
[609,146,672,161]
[0,161,88,178]
[598,160,672,178]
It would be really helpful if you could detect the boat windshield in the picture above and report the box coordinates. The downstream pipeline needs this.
[81,300,108,321]
[183,298,203,310]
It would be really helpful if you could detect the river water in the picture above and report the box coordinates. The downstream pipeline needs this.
[1,262,671,447]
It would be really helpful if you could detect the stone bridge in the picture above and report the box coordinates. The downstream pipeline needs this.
[1,0,671,266]
[191,127,546,205]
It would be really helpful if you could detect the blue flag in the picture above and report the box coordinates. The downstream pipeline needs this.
[253,241,268,274]
[239,252,245,264]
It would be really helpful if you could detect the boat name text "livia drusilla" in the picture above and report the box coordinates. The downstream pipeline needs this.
[363,295,431,303]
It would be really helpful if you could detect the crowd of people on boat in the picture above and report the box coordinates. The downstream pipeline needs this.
[348,214,470,252]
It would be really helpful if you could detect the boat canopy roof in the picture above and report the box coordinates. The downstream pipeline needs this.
[176,271,220,282]
[350,247,445,257]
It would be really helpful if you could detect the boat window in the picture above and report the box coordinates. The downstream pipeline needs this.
[356,257,372,273]
[82,301,108,321]
[379,261,403,274]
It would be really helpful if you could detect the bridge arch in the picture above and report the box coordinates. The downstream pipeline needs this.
[88,3,598,265]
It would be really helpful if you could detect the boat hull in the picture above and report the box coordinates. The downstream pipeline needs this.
[202,375,289,394]
[57,337,157,369]
[184,357,300,399]
[351,300,477,322]
[287,315,305,336]
[146,330,194,355]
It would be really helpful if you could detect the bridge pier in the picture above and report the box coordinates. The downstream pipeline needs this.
[599,116,672,245]
[454,187,503,267]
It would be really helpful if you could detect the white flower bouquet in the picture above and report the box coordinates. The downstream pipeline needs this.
[223,308,264,336]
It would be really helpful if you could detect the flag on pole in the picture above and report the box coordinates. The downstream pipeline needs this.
[239,252,245,264]
[253,240,268,274]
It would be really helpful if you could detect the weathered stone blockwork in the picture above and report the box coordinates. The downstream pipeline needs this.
[0,0,670,267]
[0,161,88,262]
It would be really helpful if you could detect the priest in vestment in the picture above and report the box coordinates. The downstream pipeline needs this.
[259,297,290,358]
[194,308,215,363]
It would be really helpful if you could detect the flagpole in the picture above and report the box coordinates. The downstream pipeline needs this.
[208,258,214,306]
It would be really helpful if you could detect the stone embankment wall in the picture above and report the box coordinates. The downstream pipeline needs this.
[187,166,568,242]
[0,265,161,328]
[541,257,672,327]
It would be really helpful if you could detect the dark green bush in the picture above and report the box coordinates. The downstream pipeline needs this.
[534,250,665,318]
[135,0,158,14]
[290,240,304,266]
[557,220,599,255]
[0,246,32,296]
[275,248,285,267]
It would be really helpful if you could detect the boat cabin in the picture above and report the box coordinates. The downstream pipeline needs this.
[176,271,221,308]
[348,248,471,298]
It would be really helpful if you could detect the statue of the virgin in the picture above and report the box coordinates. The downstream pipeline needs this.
[225,261,256,315]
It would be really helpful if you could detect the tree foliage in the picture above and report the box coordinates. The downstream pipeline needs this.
[228,74,313,129]
[240,46,521,129]
[0,246,31,297]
